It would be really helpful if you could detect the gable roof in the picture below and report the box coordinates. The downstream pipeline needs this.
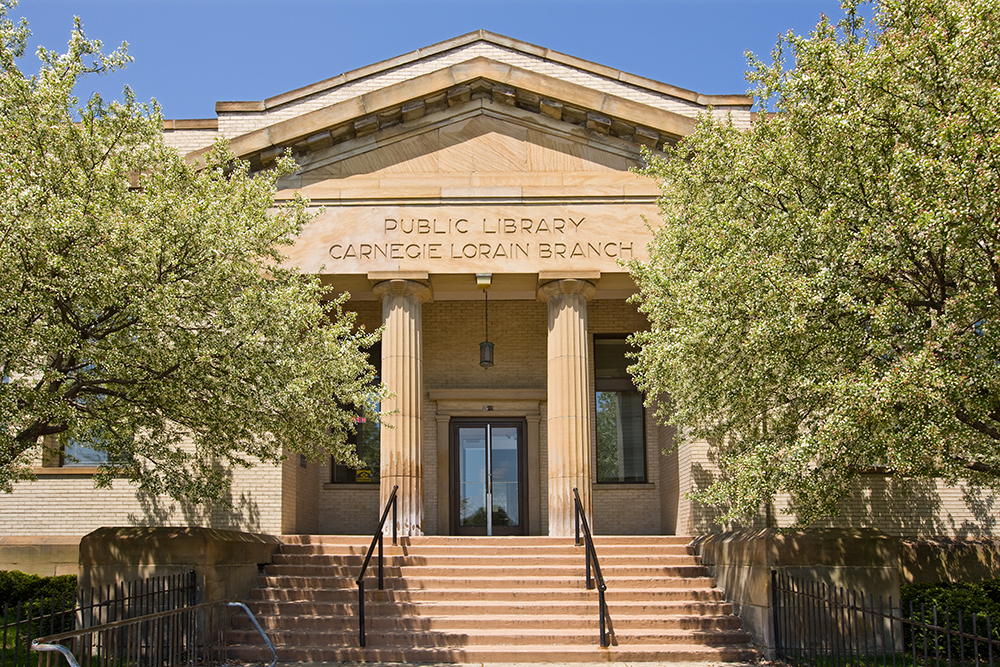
[217,30,750,115]
[172,31,752,170]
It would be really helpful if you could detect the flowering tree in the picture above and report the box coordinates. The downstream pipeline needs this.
[0,3,383,502]
[630,0,1000,524]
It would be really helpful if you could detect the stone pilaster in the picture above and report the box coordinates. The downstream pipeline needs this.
[539,279,596,536]
[374,279,432,536]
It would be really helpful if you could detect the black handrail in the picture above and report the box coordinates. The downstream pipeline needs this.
[356,484,398,647]
[573,487,611,647]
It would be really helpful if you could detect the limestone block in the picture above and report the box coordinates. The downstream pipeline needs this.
[377,107,403,130]
[355,115,379,137]
[610,119,635,140]
[492,84,516,106]
[447,85,472,107]
[0,536,82,576]
[402,99,426,123]
[694,528,902,653]
[297,130,332,153]
[79,527,281,604]
[586,112,611,135]
[540,99,563,121]
[634,126,659,148]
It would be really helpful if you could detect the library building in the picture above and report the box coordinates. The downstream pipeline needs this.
[2,30,995,546]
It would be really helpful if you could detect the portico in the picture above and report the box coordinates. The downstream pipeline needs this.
[247,30,756,538]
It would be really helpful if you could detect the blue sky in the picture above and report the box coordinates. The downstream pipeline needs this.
[13,1,846,120]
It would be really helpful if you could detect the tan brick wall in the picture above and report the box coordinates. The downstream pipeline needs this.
[587,299,665,534]
[421,299,548,534]
[162,129,219,154]
[281,450,321,534]
[319,459,381,535]
[423,300,548,391]
[0,462,286,537]
[677,441,1000,538]
[814,476,999,538]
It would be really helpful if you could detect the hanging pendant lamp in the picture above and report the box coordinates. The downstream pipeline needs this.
[478,273,494,368]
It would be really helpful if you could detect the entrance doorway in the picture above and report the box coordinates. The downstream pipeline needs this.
[451,418,526,535]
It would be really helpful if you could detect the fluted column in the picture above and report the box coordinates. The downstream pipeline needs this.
[539,279,596,536]
[374,279,432,536]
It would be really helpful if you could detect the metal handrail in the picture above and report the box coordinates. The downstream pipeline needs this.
[31,600,277,667]
[355,484,398,647]
[573,487,611,648]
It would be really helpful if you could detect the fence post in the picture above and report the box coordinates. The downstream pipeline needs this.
[771,569,781,659]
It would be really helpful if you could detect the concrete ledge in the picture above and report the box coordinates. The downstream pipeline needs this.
[79,527,281,604]
[900,537,1000,584]
[0,536,83,576]
[694,528,901,655]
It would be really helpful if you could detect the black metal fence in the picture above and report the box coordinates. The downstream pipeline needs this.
[772,571,999,667]
[2,572,196,667]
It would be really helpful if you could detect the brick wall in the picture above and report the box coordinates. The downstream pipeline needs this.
[0,461,286,537]
[162,129,219,154]
[677,441,999,538]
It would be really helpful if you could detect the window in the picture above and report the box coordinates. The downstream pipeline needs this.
[594,337,646,483]
[331,343,380,484]
[62,437,110,467]
[331,410,380,483]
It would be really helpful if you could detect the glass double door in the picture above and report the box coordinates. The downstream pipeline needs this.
[451,418,526,535]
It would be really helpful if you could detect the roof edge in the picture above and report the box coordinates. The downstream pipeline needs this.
[209,30,750,116]
[186,56,702,168]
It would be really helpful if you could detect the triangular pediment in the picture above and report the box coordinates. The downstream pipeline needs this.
[165,31,752,284]
[181,32,752,176]
[273,103,658,202]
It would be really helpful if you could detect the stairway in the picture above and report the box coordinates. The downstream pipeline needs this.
[228,535,759,663]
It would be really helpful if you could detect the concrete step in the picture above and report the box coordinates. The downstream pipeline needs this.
[279,535,697,547]
[228,642,759,663]
[256,574,717,589]
[249,586,726,603]
[275,545,698,559]
[243,599,737,616]
[233,612,745,632]
[269,554,703,568]
[227,626,752,647]
[232,534,758,664]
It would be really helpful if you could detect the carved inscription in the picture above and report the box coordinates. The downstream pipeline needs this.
[328,216,636,262]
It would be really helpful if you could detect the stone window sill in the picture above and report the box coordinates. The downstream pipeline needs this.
[33,467,103,476]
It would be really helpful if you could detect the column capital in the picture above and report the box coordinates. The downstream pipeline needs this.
[373,279,433,304]
[537,279,596,303]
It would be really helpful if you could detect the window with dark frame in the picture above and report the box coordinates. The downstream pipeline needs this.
[331,342,381,484]
[594,336,646,484]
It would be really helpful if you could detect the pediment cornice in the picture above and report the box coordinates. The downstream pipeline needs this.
[186,56,704,170]
[215,30,750,115]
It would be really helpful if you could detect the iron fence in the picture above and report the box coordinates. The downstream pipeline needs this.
[2,572,196,667]
[772,570,999,667]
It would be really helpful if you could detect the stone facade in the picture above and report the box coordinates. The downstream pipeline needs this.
[2,31,996,562]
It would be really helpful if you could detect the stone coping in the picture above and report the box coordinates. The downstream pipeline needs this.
[210,30,751,115]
